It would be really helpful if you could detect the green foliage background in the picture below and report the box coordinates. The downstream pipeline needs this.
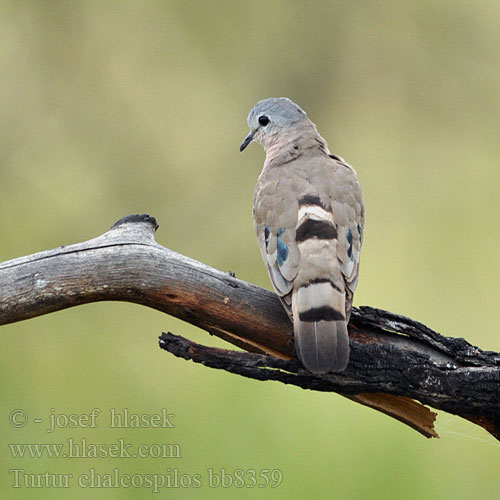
[1,1,499,498]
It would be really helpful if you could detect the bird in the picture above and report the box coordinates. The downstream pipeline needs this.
[240,97,364,374]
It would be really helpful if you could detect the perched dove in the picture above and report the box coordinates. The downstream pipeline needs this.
[240,97,364,374]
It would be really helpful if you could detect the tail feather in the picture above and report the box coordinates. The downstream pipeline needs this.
[292,281,350,373]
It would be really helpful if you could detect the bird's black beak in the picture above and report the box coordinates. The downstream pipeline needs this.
[239,130,255,152]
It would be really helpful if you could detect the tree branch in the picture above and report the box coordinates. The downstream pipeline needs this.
[1,215,498,441]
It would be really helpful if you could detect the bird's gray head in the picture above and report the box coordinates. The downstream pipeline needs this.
[240,97,308,152]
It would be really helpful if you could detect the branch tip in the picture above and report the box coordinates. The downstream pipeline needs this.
[112,214,159,231]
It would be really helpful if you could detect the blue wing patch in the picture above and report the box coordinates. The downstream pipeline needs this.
[262,226,296,294]
[346,228,353,260]
[276,227,289,267]
[357,223,363,243]
[264,226,271,249]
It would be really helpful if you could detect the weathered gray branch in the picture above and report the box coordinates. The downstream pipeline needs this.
[1,214,499,441]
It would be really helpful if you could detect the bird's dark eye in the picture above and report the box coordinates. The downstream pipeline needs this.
[258,115,270,126]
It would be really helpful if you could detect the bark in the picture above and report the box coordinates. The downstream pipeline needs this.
[1,215,498,441]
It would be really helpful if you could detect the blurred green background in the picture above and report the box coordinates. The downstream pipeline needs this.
[1,1,499,498]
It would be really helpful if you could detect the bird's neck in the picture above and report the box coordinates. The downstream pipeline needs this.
[264,124,330,168]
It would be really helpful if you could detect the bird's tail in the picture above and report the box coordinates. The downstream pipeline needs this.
[291,280,350,374]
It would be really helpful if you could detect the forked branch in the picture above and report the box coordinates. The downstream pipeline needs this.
[1,215,498,441]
